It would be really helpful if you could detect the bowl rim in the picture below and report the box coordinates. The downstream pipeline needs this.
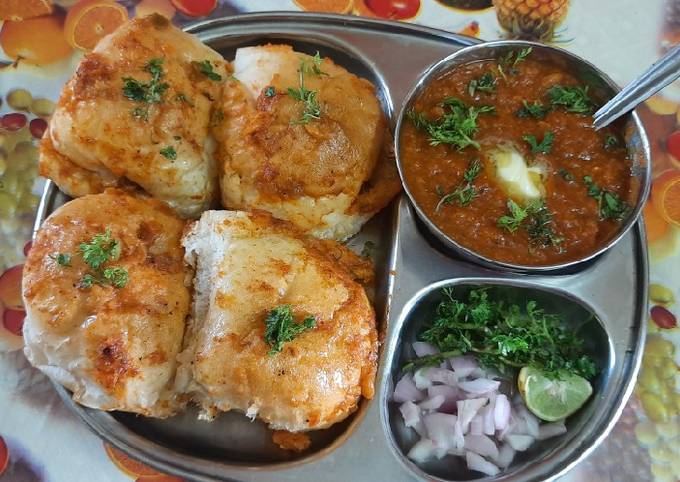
[393,39,652,273]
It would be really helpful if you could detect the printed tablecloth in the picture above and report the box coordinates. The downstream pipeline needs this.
[0,0,678,480]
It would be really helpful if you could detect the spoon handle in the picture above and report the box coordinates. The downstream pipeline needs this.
[592,43,680,130]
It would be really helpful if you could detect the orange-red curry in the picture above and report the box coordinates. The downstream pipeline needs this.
[400,54,633,266]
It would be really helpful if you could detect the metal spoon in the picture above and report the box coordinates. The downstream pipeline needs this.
[593,43,680,130]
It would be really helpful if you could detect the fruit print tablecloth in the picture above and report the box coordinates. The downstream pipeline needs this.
[0,0,678,481]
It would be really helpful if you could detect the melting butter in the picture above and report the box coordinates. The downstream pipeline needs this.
[487,144,545,202]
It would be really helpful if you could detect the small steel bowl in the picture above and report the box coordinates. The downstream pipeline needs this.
[394,40,651,273]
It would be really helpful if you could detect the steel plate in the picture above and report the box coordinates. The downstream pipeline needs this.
[33,11,647,482]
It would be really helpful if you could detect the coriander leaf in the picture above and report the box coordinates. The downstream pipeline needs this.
[558,168,574,181]
[302,51,328,77]
[264,305,316,355]
[103,267,128,288]
[78,274,96,289]
[210,108,224,126]
[159,146,177,160]
[122,58,169,118]
[288,57,323,125]
[523,199,564,248]
[79,229,121,270]
[547,85,594,114]
[523,131,554,154]
[264,86,276,98]
[497,199,527,233]
[604,134,619,149]
[406,109,430,130]
[410,98,494,150]
[435,159,483,210]
[50,253,71,267]
[194,60,222,81]
[497,47,532,79]
[468,72,496,96]
[583,175,630,221]
[516,100,550,119]
[407,287,597,380]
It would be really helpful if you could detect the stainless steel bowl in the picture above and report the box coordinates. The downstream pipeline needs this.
[394,40,652,273]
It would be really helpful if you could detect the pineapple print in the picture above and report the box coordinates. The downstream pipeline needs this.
[493,0,569,42]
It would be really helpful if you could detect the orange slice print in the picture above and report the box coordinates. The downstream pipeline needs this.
[64,0,128,51]
[0,0,52,22]
[0,15,73,65]
[104,443,160,478]
[294,0,354,14]
[652,170,680,228]
[643,200,670,243]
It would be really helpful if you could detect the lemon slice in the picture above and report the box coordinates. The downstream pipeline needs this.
[518,366,593,422]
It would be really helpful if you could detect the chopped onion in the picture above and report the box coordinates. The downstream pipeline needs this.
[494,443,515,468]
[423,413,458,452]
[494,394,511,430]
[399,401,421,428]
[506,434,535,451]
[394,373,425,403]
[481,405,495,436]
[423,367,458,386]
[457,398,487,434]
[449,356,478,378]
[459,378,501,396]
[537,421,567,440]
[464,434,499,459]
[408,438,436,464]
[466,451,500,476]
[414,368,433,390]
[394,354,571,476]
[419,395,445,411]
[412,341,438,357]
[453,419,465,450]
[470,415,483,435]
[516,404,540,438]
[427,385,459,413]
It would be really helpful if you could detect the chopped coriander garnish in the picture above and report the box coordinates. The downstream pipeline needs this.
[468,72,496,96]
[264,86,276,98]
[122,58,169,120]
[516,100,550,119]
[523,199,564,248]
[50,253,71,267]
[604,134,620,149]
[497,199,528,233]
[498,199,563,248]
[77,229,128,289]
[79,229,120,270]
[302,51,328,77]
[194,60,222,81]
[558,168,574,181]
[436,159,483,210]
[497,47,532,79]
[523,131,554,154]
[159,146,177,160]
[264,305,316,355]
[174,93,193,106]
[210,108,224,126]
[583,175,630,222]
[547,85,594,114]
[403,287,597,380]
[103,267,129,289]
[408,97,494,150]
[78,274,96,289]
[287,52,330,125]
